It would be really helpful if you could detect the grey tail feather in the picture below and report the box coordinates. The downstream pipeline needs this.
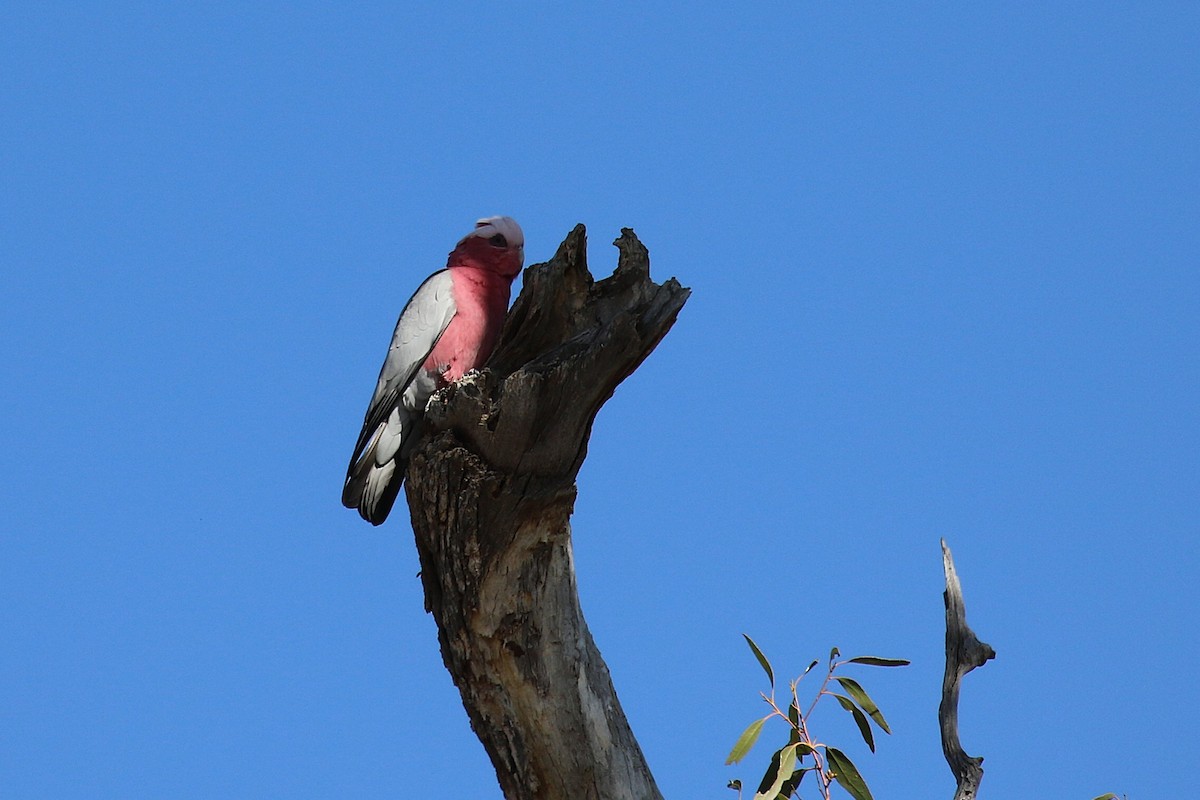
[341,456,367,510]
[363,463,403,526]
[342,454,405,526]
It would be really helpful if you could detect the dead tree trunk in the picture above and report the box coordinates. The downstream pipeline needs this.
[939,539,996,800]
[403,225,689,800]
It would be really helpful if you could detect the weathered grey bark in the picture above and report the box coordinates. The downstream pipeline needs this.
[939,539,996,800]
[403,225,689,800]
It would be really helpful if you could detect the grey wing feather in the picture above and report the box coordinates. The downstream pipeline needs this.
[350,270,456,459]
[343,269,456,523]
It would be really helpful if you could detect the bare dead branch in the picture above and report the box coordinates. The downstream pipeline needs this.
[939,539,996,800]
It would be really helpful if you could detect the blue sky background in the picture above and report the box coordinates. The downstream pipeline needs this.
[2,3,1197,798]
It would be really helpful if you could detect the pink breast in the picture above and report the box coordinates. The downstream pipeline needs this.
[423,268,512,383]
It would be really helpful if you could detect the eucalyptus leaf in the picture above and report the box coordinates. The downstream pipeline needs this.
[847,656,911,668]
[726,717,768,765]
[802,659,819,677]
[833,676,891,734]
[753,744,798,800]
[780,766,811,797]
[826,746,874,800]
[755,747,785,795]
[831,693,875,752]
[743,634,774,689]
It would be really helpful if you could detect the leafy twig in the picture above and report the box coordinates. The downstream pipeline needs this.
[727,636,908,800]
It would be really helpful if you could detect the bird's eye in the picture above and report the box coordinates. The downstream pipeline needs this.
[488,234,507,247]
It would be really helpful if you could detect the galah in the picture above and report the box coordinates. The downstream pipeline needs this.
[342,216,525,525]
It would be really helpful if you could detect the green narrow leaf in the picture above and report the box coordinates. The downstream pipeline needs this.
[786,701,801,744]
[755,747,785,795]
[743,634,774,689]
[831,693,876,752]
[727,780,742,791]
[1091,795,1120,800]
[779,766,811,798]
[802,659,819,677]
[726,716,768,765]
[847,656,911,668]
[829,646,841,662]
[780,745,798,777]
[753,744,798,800]
[833,676,892,734]
[826,746,874,800]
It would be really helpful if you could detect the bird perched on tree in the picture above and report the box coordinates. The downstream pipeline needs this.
[342,216,525,525]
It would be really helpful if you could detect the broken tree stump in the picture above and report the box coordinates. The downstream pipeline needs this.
[404,224,689,800]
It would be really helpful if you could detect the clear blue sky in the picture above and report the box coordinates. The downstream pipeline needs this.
[2,4,1196,798]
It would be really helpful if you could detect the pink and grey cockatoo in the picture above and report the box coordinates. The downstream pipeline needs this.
[342,216,525,525]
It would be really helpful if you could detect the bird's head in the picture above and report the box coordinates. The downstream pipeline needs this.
[448,216,525,280]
